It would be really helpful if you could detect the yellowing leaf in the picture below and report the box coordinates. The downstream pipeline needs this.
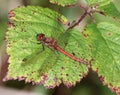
[5,6,91,88]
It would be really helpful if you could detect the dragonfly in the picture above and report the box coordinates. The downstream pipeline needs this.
[36,33,88,64]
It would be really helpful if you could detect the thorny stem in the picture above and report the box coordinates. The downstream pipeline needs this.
[67,4,99,30]
[68,11,88,29]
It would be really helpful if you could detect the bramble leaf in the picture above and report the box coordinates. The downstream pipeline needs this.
[83,22,120,94]
[5,6,91,88]
[98,2,120,21]
[49,0,77,6]
[49,0,111,7]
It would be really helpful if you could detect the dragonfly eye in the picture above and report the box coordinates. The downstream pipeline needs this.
[37,33,45,41]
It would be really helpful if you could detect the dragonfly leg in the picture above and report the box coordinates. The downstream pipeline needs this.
[37,42,45,51]
[42,44,45,51]
[37,44,45,53]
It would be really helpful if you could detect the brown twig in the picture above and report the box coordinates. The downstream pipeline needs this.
[67,11,88,30]
[67,4,99,30]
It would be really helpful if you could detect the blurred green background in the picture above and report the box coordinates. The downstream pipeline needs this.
[0,0,119,95]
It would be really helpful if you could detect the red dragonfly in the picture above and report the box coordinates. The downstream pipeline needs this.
[36,33,88,64]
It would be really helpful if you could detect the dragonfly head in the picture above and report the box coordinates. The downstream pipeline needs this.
[36,33,45,41]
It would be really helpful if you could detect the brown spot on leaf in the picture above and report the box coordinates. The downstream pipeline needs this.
[57,16,70,26]
[113,16,116,19]
[66,74,69,76]
[79,74,82,76]
[61,66,65,70]
[90,58,94,63]
[7,21,15,28]
[107,32,112,36]
[67,4,77,7]
[84,29,86,31]
[98,11,106,16]
[82,32,89,38]
[21,28,27,32]
[88,44,92,52]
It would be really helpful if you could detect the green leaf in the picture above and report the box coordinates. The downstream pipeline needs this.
[83,22,120,94]
[49,0,77,6]
[85,0,111,6]
[98,2,120,21]
[5,6,91,88]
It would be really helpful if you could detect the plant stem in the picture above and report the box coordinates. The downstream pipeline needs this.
[67,11,88,30]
